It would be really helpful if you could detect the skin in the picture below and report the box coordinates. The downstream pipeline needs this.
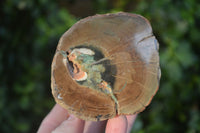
[37,104,137,133]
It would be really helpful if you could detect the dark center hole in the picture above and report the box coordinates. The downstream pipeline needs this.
[66,51,75,77]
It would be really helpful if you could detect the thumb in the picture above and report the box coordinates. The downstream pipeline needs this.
[105,115,128,133]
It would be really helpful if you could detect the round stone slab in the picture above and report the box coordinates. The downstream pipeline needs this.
[51,12,161,121]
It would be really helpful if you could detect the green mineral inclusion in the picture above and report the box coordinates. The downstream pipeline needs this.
[76,52,118,105]
[60,49,118,105]
[76,53,105,89]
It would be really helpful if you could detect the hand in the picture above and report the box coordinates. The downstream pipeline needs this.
[37,104,137,133]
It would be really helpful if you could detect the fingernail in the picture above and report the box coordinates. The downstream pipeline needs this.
[67,114,75,121]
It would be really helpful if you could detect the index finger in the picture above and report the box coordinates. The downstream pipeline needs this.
[37,104,69,133]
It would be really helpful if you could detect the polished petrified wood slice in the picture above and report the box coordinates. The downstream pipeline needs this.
[51,12,161,121]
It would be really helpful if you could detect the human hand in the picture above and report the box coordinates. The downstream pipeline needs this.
[37,104,137,133]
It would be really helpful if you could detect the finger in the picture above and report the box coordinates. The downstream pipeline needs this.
[126,115,137,133]
[83,121,107,133]
[37,104,69,133]
[52,114,85,133]
[105,115,128,133]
